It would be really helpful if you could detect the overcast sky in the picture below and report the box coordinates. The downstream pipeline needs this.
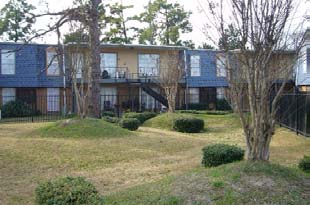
[0,0,308,47]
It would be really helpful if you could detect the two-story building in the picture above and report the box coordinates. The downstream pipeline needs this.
[65,43,187,112]
[0,42,70,114]
[185,49,229,109]
[296,28,310,92]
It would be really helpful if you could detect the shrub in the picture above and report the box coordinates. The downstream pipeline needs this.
[173,117,204,133]
[202,144,244,167]
[35,176,104,205]
[101,111,115,117]
[119,118,140,131]
[178,110,199,114]
[205,110,232,115]
[298,156,310,173]
[216,99,232,111]
[0,100,36,118]
[102,116,119,124]
[123,112,157,123]
[185,103,209,110]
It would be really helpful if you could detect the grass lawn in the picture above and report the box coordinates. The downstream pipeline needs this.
[0,114,309,204]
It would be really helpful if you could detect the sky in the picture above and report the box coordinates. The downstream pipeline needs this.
[0,0,309,47]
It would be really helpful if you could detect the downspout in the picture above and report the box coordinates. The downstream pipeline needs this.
[62,44,66,115]
[184,49,188,110]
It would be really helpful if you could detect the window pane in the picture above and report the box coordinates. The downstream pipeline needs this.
[217,56,226,77]
[100,53,117,76]
[100,87,117,110]
[189,88,199,103]
[138,54,159,76]
[47,88,60,112]
[2,88,16,105]
[47,51,60,75]
[1,50,15,74]
[190,55,200,76]
[217,87,225,99]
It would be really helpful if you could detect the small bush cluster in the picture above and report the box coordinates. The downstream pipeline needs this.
[202,144,244,167]
[216,99,232,111]
[173,117,204,133]
[123,112,157,123]
[102,116,119,124]
[298,156,310,173]
[101,111,115,117]
[35,176,104,205]
[185,103,209,110]
[0,100,37,118]
[178,110,199,114]
[205,110,232,115]
[119,118,140,131]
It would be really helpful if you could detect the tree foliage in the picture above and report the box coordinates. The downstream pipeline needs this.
[102,3,135,44]
[0,0,35,42]
[218,24,241,50]
[135,0,192,45]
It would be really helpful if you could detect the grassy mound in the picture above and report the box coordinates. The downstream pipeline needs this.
[38,118,130,138]
[104,161,309,204]
[143,113,192,130]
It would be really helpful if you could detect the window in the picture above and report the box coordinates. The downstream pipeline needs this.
[190,55,200,76]
[72,53,84,78]
[216,87,225,99]
[216,56,226,77]
[189,88,199,103]
[46,50,60,75]
[100,53,117,77]
[47,88,60,112]
[100,87,117,110]
[138,54,159,76]
[1,50,15,75]
[2,88,15,105]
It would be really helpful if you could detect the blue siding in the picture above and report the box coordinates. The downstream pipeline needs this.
[186,50,228,88]
[0,43,63,88]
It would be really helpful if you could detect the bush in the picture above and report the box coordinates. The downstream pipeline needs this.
[298,156,310,173]
[205,110,232,115]
[119,118,140,131]
[102,116,119,124]
[0,100,36,118]
[178,110,199,114]
[123,112,157,123]
[173,117,204,133]
[101,111,115,117]
[35,176,104,205]
[202,144,244,167]
[185,103,209,110]
[216,99,232,111]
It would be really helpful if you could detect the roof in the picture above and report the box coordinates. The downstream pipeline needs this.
[0,41,56,47]
[65,42,188,50]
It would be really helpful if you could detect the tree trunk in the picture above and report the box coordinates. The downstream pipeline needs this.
[87,0,101,118]
[245,125,273,161]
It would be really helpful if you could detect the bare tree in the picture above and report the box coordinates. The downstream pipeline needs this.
[202,0,305,160]
[159,51,184,113]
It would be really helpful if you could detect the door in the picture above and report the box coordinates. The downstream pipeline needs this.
[100,87,117,110]
[47,88,60,112]
[100,53,117,78]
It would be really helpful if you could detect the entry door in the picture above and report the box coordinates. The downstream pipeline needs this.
[47,88,60,112]
[100,87,117,110]
[100,53,117,77]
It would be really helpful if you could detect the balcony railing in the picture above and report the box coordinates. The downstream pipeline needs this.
[101,67,160,81]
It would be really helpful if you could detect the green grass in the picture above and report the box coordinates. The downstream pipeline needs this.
[104,161,309,205]
[0,113,309,204]
[38,118,130,138]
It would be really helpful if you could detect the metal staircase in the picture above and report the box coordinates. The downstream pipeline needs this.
[141,84,169,107]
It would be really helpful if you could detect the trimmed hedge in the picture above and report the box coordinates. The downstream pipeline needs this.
[202,144,244,167]
[298,156,310,173]
[123,112,157,123]
[102,116,119,124]
[185,103,209,110]
[101,111,115,117]
[173,117,204,133]
[35,176,104,205]
[119,118,140,131]
[0,100,37,118]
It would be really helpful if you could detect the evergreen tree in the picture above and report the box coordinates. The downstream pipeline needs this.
[0,0,35,42]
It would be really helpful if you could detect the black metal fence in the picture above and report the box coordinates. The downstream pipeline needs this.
[0,93,230,123]
[0,95,73,123]
[276,93,310,137]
